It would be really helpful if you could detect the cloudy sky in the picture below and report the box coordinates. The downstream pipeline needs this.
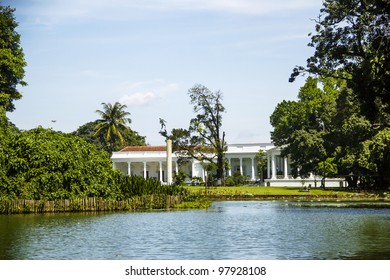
[6,0,323,145]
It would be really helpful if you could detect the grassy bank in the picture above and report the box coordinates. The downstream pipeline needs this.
[185,186,390,201]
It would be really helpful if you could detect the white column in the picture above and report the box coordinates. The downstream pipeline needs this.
[284,157,288,179]
[251,157,255,181]
[159,161,163,183]
[271,154,276,179]
[267,155,270,179]
[191,161,195,177]
[228,158,232,176]
[127,161,131,176]
[175,160,178,174]
[112,161,116,170]
[143,161,147,179]
[239,158,243,176]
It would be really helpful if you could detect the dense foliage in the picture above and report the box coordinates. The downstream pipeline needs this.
[0,125,185,200]
[271,77,341,177]
[273,0,390,189]
[2,127,116,199]
[290,0,390,122]
[0,5,27,111]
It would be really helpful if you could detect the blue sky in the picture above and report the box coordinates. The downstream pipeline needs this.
[6,0,323,145]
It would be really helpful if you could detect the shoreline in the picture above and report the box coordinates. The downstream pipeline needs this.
[2,191,390,214]
[206,194,390,202]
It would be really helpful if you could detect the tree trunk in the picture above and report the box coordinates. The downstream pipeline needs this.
[216,153,224,186]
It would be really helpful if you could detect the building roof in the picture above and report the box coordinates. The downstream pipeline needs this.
[119,146,166,152]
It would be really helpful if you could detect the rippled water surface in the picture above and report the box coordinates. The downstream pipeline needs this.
[1,201,390,259]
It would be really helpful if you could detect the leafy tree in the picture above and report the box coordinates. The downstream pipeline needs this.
[73,121,108,151]
[271,77,340,178]
[1,126,180,200]
[272,77,385,188]
[3,127,120,199]
[290,0,389,123]
[0,108,9,187]
[0,5,27,111]
[161,84,227,185]
[289,0,390,188]
[359,128,390,188]
[95,102,133,152]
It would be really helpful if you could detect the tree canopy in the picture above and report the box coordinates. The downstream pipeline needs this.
[290,0,389,125]
[271,77,341,179]
[1,125,182,200]
[0,5,27,112]
[275,0,390,189]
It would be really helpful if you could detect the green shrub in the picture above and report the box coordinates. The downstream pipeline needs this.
[173,169,187,186]
[0,126,188,202]
[225,176,235,186]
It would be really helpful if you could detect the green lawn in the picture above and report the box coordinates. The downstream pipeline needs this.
[185,186,352,197]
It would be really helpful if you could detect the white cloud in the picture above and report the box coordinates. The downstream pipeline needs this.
[119,92,158,107]
[116,80,180,107]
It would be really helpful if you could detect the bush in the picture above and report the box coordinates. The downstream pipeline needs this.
[173,169,187,186]
[225,176,235,186]
[0,126,188,201]
[2,127,117,199]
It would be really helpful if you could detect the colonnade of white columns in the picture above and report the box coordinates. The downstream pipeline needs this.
[226,157,256,181]
[266,153,289,179]
[114,157,260,183]
[114,155,290,182]
[113,160,180,183]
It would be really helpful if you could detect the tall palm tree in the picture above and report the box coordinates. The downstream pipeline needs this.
[95,102,131,151]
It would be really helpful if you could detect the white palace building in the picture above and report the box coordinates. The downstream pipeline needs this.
[111,143,345,187]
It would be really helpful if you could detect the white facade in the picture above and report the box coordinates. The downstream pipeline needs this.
[111,143,345,187]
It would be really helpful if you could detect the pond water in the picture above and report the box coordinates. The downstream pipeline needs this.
[1,201,390,260]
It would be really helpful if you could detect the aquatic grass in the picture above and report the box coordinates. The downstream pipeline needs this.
[173,196,211,209]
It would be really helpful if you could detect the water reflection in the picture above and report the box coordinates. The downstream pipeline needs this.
[1,201,389,260]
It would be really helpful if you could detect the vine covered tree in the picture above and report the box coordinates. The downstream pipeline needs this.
[0,5,27,112]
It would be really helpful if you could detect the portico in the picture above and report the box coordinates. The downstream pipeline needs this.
[225,143,274,181]
[111,143,344,187]
[111,143,275,183]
